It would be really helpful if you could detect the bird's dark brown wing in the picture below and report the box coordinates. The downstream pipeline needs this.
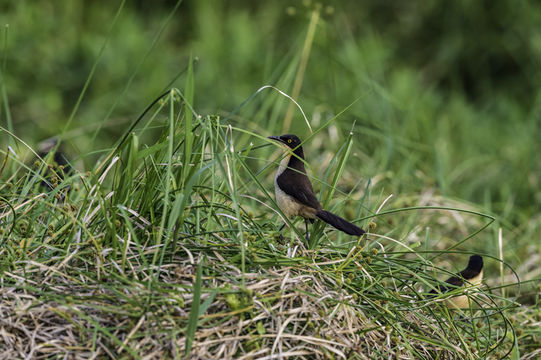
[444,276,465,288]
[443,260,483,289]
[432,262,481,293]
[277,168,322,211]
[430,275,462,294]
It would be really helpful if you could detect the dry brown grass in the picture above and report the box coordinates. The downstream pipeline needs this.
[0,238,523,359]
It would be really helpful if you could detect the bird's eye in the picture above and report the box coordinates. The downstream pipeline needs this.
[287,139,292,143]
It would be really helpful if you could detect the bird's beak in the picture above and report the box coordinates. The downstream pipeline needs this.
[268,136,290,152]
[268,136,286,145]
[268,136,281,142]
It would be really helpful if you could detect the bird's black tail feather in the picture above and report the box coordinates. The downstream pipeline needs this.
[316,210,365,236]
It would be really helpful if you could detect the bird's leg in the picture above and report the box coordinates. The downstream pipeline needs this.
[304,219,310,242]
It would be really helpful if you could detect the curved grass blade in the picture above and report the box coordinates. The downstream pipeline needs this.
[185,258,204,356]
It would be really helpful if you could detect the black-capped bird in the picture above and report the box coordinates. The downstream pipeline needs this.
[268,134,365,240]
[432,255,484,309]
[37,138,72,191]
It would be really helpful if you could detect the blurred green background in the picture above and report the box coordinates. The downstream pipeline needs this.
[1,1,540,277]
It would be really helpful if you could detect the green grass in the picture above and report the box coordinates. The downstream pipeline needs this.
[1,1,540,359]
[0,86,536,358]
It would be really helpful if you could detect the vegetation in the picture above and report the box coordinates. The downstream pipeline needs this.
[1,1,539,358]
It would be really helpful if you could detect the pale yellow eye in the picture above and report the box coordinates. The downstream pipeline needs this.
[287,139,292,143]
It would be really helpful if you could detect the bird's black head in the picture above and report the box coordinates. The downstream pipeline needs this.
[467,255,483,272]
[268,134,302,149]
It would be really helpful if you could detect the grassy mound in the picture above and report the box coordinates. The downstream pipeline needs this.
[0,88,532,359]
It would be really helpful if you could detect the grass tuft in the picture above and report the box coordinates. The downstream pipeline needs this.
[0,89,536,359]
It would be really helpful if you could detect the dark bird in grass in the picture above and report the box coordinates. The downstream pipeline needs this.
[37,138,72,191]
[432,255,484,309]
[268,134,365,241]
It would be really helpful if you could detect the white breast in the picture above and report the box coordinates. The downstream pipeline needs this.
[446,270,483,309]
[274,154,301,218]
[276,154,290,177]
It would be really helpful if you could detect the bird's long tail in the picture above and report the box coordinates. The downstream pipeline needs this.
[316,210,365,236]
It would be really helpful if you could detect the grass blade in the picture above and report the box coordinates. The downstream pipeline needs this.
[185,258,204,356]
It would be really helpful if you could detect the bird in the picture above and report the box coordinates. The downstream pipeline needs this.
[38,138,71,170]
[431,255,484,309]
[268,134,365,240]
[37,138,72,191]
